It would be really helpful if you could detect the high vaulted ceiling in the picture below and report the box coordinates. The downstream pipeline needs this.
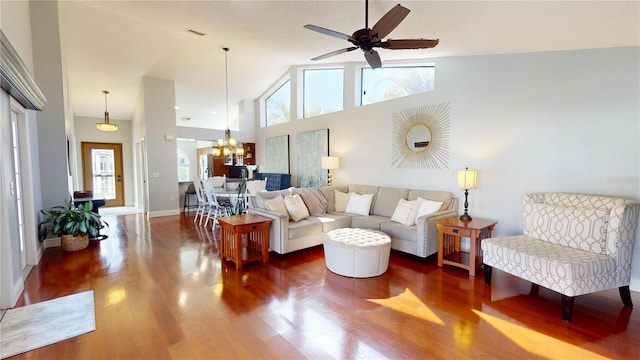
[58,0,639,130]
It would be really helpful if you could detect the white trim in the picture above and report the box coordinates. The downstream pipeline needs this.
[148,209,181,218]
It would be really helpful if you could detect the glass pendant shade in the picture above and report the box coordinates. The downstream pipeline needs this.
[96,90,118,131]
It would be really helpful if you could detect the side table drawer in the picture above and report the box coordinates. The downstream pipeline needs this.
[440,226,471,238]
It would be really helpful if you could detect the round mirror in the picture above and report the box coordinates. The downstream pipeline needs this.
[405,124,432,153]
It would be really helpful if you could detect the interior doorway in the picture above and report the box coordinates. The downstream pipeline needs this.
[81,142,124,207]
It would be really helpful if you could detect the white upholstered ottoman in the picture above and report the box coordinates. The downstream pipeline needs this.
[323,228,391,278]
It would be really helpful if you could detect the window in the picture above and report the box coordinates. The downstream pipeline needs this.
[265,80,291,126]
[361,66,435,106]
[304,68,343,118]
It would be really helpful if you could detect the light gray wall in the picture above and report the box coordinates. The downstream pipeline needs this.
[73,116,135,206]
[30,0,71,209]
[141,77,180,216]
[255,47,640,289]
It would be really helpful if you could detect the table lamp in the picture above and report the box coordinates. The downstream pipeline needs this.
[321,156,340,186]
[457,167,477,221]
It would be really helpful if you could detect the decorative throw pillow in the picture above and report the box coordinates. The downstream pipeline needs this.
[263,195,289,219]
[415,197,444,221]
[334,190,351,212]
[344,193,374,216]
[391,198,420,226]
[284,194,310,222]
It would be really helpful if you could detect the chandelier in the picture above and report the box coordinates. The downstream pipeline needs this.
[96,90,118,131]
[212,47,243,158]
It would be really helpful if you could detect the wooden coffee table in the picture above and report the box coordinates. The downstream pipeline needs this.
[217,214,271,269]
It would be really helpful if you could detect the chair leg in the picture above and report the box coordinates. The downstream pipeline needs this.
[483,265,492,285]
[619,286,633,307]
[561,295,574,321]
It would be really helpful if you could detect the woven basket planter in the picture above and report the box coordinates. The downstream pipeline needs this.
[61,234,89,252]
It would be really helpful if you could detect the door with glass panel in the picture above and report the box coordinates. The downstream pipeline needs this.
[81,142,124,207]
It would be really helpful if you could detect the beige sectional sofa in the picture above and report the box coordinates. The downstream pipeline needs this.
[247,184,458,258]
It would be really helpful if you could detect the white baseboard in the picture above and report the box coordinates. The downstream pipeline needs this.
[11,279,24,307]
[148,209,180,218]
[44,237,61,248]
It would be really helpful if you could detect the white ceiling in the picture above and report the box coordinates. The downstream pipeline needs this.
[58,0,639,130]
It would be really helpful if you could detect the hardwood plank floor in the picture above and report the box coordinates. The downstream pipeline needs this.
[9,212,640,359]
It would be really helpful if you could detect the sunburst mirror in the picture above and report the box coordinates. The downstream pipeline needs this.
[391,103,450,169]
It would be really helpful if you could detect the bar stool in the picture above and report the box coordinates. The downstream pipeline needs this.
[183,183,198,213]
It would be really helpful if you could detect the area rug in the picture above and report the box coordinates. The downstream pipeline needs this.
[0,290,95,359]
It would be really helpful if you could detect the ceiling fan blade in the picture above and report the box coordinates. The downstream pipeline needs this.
[364,50,382,69]
[370,4,410,40]
[304,24,350,41]
[311,47,358,61]
[384,39,440,50]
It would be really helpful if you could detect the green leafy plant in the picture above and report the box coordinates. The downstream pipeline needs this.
[230,179,247,215]
[38,198,108,241]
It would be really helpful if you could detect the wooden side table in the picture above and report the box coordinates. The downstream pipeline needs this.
[217,214,271,269]
[436,217,497,276]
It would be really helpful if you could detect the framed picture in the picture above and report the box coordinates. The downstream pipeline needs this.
[235,155,243,166]
[265,135,290,173]
[224,155,233,166]
[296,129,329,188]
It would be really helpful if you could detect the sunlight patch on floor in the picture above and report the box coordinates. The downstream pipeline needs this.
[367,288,444,325]
[472,310,608,359]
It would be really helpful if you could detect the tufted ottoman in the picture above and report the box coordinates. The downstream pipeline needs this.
[323,228,391,278]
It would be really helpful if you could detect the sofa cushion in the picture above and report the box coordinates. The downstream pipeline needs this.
[351,215,391,230]
[345,193,374,216]
[317,185,348,212]
[380,221,418,242]
[263,195,290,219]
[415,198,444,220]
[408,190,452,211]
[482,235,616,281]
[255,189,291,210]
[334,190,352,212]
[526,204,610,254]
[391,198,420,226]
[292,188,327,216]
[349,185,379,213]
[288,218,323,239]
[284,194,310,222]
[314,213,352,233]
[374,187,410,217]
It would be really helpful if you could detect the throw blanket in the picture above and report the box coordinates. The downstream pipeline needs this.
[293,188,327,216]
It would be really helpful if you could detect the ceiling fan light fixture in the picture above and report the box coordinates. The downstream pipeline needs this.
[96,90,118,132]
[304,0,439,69]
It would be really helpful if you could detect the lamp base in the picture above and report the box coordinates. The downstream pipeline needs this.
[460,213,472,221]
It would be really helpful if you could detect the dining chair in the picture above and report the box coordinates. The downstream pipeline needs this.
[203,180,229,228]
[192,178,208,225]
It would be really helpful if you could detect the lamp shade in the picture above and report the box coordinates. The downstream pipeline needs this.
[321,156,340,170]
[457,168,477,189]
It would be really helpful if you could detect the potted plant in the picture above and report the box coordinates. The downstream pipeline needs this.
[230,179,247,215]
[38,198,108,251]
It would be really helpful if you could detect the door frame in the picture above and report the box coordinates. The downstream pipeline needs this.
[81,142,124,207]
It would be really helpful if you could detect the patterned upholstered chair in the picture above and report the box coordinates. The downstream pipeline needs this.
[482,192,640,321]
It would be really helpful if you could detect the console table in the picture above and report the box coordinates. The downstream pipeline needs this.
[436,217,497,276]
[218,214,271,269]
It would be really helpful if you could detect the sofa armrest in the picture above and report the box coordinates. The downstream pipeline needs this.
[416,210,457,257]
[247,208,290,254]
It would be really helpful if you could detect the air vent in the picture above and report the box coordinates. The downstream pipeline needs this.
[186,29,205,36]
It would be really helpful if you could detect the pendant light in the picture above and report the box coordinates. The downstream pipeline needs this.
[96,90,118,132]
[212,47,241,157]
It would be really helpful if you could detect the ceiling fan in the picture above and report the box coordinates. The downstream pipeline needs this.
[304,0,439,68]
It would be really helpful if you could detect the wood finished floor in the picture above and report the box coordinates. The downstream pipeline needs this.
[10,212,640,359]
